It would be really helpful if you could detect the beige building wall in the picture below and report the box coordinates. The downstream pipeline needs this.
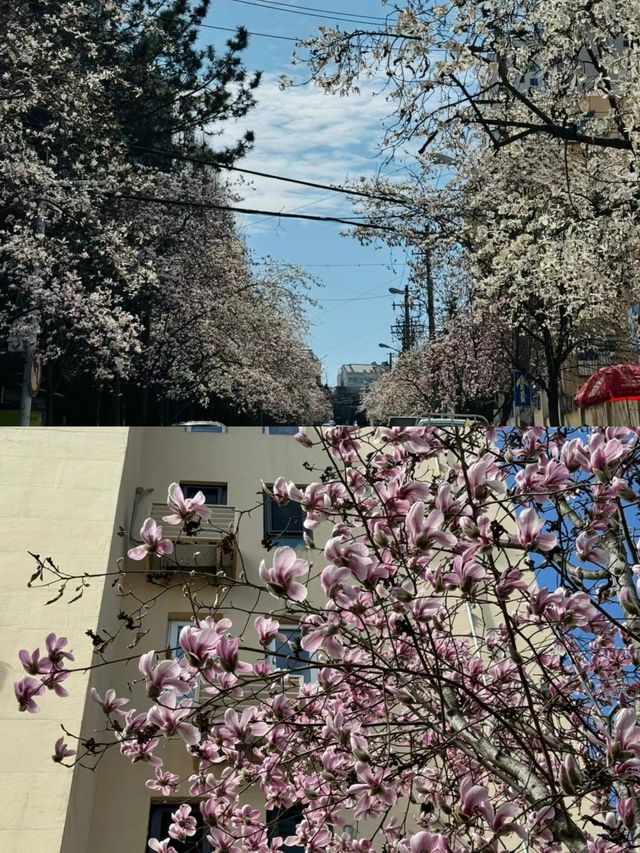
[1,427,494,853]
[86,427,337,853]
[0,428,131,853]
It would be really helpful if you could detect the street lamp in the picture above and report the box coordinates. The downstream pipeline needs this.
[388,285,412,352]
[378,342,399,368]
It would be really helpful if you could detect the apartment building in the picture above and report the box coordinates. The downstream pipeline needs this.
[0,427,500,853]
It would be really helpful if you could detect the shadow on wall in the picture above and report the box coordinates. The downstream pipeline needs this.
[0,660,9,692]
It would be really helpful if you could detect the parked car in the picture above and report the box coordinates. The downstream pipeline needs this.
[387,414,488,427]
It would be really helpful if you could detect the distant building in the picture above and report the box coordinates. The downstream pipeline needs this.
[336,362,387,390]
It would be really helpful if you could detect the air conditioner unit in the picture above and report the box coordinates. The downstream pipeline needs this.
[283,673,305,692]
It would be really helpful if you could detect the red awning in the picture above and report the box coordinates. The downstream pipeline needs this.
[574,363,640,408]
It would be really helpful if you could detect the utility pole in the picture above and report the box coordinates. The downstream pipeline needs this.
[425,249,435,339]
[403,284,411,352]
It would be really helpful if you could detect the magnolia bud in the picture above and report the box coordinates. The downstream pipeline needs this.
[350,734,370,762]
[559,755,581,794]
[373,529,390,548]
[294,431,314,448]
[620,587,640,616]
[396,689,415,705]
[617,797,636,830]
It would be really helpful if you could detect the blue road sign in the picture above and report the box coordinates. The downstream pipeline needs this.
[514,371,532,407]
[629,302,640,353]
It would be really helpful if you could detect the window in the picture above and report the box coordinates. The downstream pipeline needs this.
[263,426,299,435]
[167,620,198,701]
[269,626,314,684]
[181,482,228,505]
[264,492,305,547]
[266,804,304,853]
[172,421,226,432]
[147,803,212,853]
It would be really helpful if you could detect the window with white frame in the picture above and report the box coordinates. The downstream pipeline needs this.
[268,626,315,684]
[263,490,306,547]
[167,619,199,701]
[180,482,228,505]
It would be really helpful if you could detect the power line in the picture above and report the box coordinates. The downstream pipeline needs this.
[129,145,412,206]
[229,0,397,26]
[231,0,391,21]
[201,20,438,47]
[102,190,403,233]
[200,23,299,41]
[316,294,392,301]
[253,261,408,267]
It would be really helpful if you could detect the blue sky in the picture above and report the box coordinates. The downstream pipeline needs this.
[200,0,414,385]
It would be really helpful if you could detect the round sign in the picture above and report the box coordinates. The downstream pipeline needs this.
[28,351,43,398]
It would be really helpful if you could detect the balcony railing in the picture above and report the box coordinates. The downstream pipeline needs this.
[149,503,236,543]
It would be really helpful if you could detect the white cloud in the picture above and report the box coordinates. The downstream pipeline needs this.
[213,74,393,231]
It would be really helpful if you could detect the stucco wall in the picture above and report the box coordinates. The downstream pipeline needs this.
[0,428,131,853]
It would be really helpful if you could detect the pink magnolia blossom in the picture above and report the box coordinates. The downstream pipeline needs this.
[148,840,178,853]
[146,692,201,746]
[254,616,285,646]
[14,676,45,713]
[90,687,130,716]
[216,635,253,675]
[217,707,269,746]
[128,518,174,560]
[168,804,197,842]
[287,482,331,529]
[120,736,163,767]
[294,431,314,447]
[138,651,193,699]
[514,508,557,552]
[18,647,53,675]
[259,547,308,601]
[405,503,457,552]
[348,762,397,819]
[443,551,487,593]
[262,477,289,505]
[42,669,70,697]
[45,633,74,668]
[458,514,494,552]
[576,532,609,568]
[52,737,75,763]
[408,832,451,853]
[608,709,640,761]
[163,482,211,525]
[464,459,506,501]
[588,433,628,481]
[178,623,220,668]
[146,765,181,796]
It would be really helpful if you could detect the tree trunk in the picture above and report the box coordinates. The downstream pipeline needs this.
[543,331,561,427]
[547,372,561,427]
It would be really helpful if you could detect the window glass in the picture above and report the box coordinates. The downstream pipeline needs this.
[264,426,299,435]
[167,620,198,701]
[264,492,305,546]
[266,804,304,853]
[181,483,228,505]
[147,803,212,853]
[269,627,313,683]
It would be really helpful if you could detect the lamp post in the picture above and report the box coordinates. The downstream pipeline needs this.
[389,285,412,351]
[378,342,399,368]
